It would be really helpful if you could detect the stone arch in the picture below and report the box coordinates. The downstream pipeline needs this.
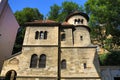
[5,70,17,80]
[9,58,19,65]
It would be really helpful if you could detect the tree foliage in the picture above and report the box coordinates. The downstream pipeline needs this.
[85,0,120,50]
[99,51,120,66]
[15,7,43,26]
[13,8,43,54]
[48,4,61,21]
[48,1,84,22]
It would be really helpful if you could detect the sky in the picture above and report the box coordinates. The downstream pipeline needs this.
[8,0,87,16]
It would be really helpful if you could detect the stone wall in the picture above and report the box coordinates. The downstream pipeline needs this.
[61,78,101,80]
[0,11,102,80]
[61,27,91,47]
[16,77,57,80]
[1,47,58,77]
[61,28,73,47]
[100,66,120,80]
[73,27,91,47]
[61,47,100,78]
[23,26,58,46]
[67,15,88,26]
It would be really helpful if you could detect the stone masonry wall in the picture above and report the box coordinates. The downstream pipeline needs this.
[67,15,88,26]
[61,27,91,47]
[23,26,58,46]
[61,47,100,78]
[1,47,58,78]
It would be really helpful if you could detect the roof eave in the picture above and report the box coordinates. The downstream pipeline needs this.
[25,22,61,26]
[65,12,89,22]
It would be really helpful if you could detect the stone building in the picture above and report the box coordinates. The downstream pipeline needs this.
[0,11,101,80]
[0,0,19,72]
[100,66,120,80]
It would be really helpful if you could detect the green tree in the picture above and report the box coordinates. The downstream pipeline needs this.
[48,1,84,22]
[13,8,43,54]
[48,4,61,21]
[85,0,120,50]
[15,8,43,26]
[99,51,120,66]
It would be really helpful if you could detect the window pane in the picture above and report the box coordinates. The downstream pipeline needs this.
[61,59,66,69]
[40,31,44,39]
[44,31,47,39]
[35,31,39,39]
[61,34,65,41]
[39,54,46,68]
[30,54,38,68]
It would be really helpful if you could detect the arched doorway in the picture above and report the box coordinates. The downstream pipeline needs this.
[5,70,17,80]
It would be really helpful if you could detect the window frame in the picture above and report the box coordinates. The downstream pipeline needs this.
[30,54,38,68]
[39,54,46,68]
[61,59,67,69]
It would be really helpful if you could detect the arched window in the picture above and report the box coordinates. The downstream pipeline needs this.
[74,19,78,24]
[78,19,80,23]
[61,33,66,41]
[39,54,46,68]
[30,54,38,68]
[44,31,47,39]
[35,31,39,39]
[61,59,66,69]
[74,19,84,24]
[5,70,17,80]
[40,31,44,39]
[81,19,84,24]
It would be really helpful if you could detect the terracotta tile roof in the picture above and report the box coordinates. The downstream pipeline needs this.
[25,19,60,26]
[61,22,73,26]
[26,20,58,24]
[65,11,89,22]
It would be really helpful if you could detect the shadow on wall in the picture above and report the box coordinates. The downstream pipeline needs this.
[93,51,101,79]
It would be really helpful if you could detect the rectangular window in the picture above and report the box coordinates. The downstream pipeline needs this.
[61,59,66,69]
[61,33,65,41]
[83,63,87,69]
[80,36,83,41]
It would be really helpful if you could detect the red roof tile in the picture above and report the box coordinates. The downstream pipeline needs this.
[25,19,60,26]
[61,22,73,26]
[26,20,57,24]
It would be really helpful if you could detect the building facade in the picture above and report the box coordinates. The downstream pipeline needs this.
[100,66,120,80]
[0,0,19,72]
[0,11,101,80]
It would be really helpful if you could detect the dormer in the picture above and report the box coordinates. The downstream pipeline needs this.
[65,11,89,26]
